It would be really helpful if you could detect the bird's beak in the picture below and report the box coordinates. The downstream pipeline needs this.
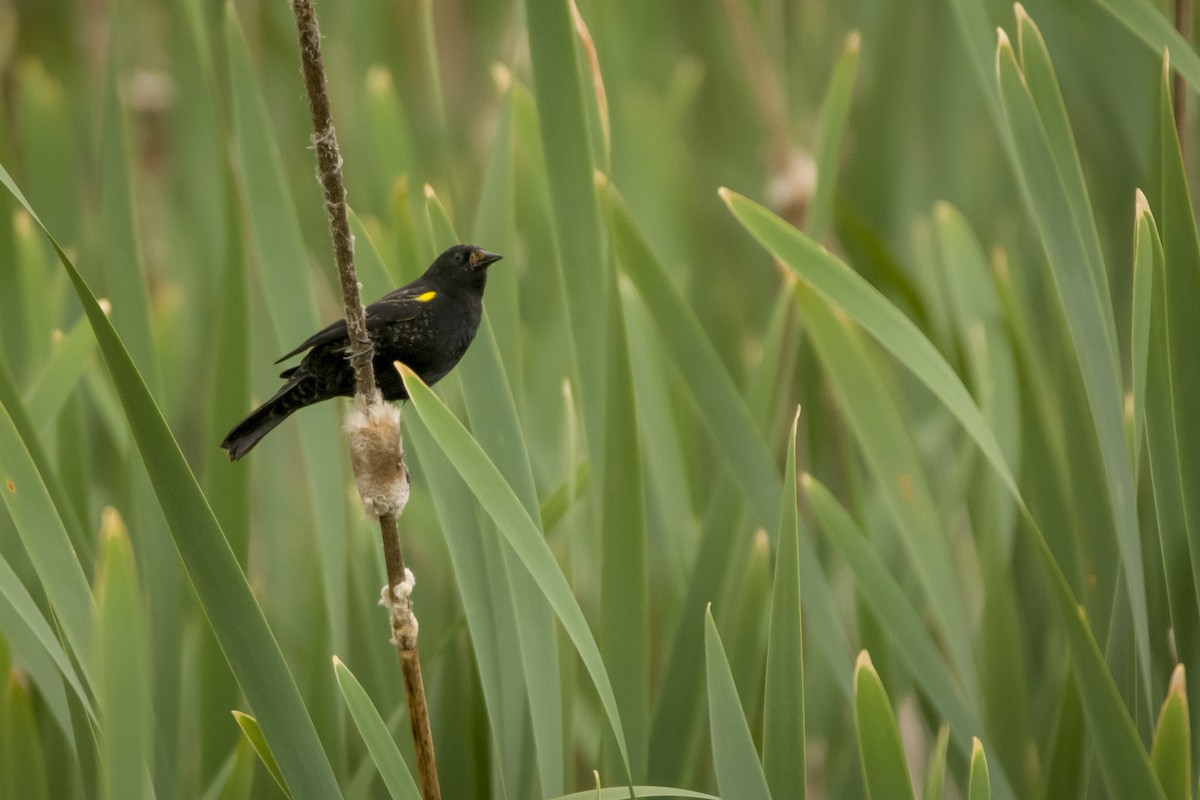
[471,249,503,269]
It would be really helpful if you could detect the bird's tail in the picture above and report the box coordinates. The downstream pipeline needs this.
[221,382,305,461]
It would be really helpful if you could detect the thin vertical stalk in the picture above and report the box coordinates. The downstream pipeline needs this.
[1175,0,1191,154]
[289,2,440,798]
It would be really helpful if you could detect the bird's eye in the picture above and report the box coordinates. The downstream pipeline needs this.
[456,251,467,264]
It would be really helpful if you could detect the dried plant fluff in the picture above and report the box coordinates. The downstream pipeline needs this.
[344,401,408,518]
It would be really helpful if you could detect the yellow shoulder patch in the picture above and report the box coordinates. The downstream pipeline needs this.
[415,291,437,302]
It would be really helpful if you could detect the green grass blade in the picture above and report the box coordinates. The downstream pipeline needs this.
[942,0,1006,128]
[647,481,758,782]
[526,0,609,465]
[0,550,87,738]
[216,740,257,800]
[968,739,991,800]
[1056,596,1165,800]
[471,88,523,401]
[762,411,804,800]
[1151,665,1191,800]
[399,363,633,781]
[608,183,852,780]
[599,279,650,776]
[404,413,538,799]
[349,208,398,302]
[1014,8,1111,308]
[619,282,697,599]
[423,184,458,254]
[801,474,1020,799]
[98,35,158,392]
[24,318,96,434]
[224,7,320,348]
[333,657,421,800]
[361,66,415,216]
[94,509,153,800]
[204,177,251,564]
[1150,53,1200,744]
[1130,195,1154,471]
[1042,679,1084,800]
[464,332,566,794]
[6,210,51,383]
[804,472,976,730]
[854,651,915,800]
[0,384,94,669]
[723,184,1160,800]
[797,283,975,689]
[232,712,290,799]
[417,174,564,792]
[1096,0,1200,90]
[995,31,1149,704]
[922,725,950,800]
[0,354,92,564]
[0,163,344,799]
[704,606,772,800]
[0,668,52,800]
[1136,194,1200,706]
[224,2,349,664]
[933,203,1021,553]
[807,32,860,241]
[606,180,780,527]
[720,188,1017,509]
[548,790,717,800]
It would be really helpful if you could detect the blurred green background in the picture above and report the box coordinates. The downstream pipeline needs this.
[0,0,1197,797]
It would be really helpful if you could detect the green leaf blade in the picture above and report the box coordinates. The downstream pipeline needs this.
[968,739,991,800]
[94,509,153,800]
[853,651,916,800]
[399,363,633,782]
[333,657,421,800]
[995,30,1149,705]
[0,161,343,799]
[704,607,772,800]
[762,412,805,799]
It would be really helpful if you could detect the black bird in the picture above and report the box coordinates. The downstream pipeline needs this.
[222,244,502,460]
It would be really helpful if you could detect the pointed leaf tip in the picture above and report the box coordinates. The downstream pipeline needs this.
[491,62,512,92]
[99,506,127,543]
[846,30,862,53]
[1135,188,1151,219]
[1169,663,1186,697]
[996,28,1014,59]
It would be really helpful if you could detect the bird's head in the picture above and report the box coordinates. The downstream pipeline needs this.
[426,244,502,292]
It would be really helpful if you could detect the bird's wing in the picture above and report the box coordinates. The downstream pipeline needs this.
[274,289,428,364]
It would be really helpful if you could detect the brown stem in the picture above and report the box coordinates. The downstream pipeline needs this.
[1176,0,1191,154]
[401,644,439,798]
[292,0,376,399]
[289,2,440,798]
[380,512,406,591]
[379,511,439,799]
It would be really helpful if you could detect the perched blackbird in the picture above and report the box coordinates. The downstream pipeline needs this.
[221,244,501,460]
